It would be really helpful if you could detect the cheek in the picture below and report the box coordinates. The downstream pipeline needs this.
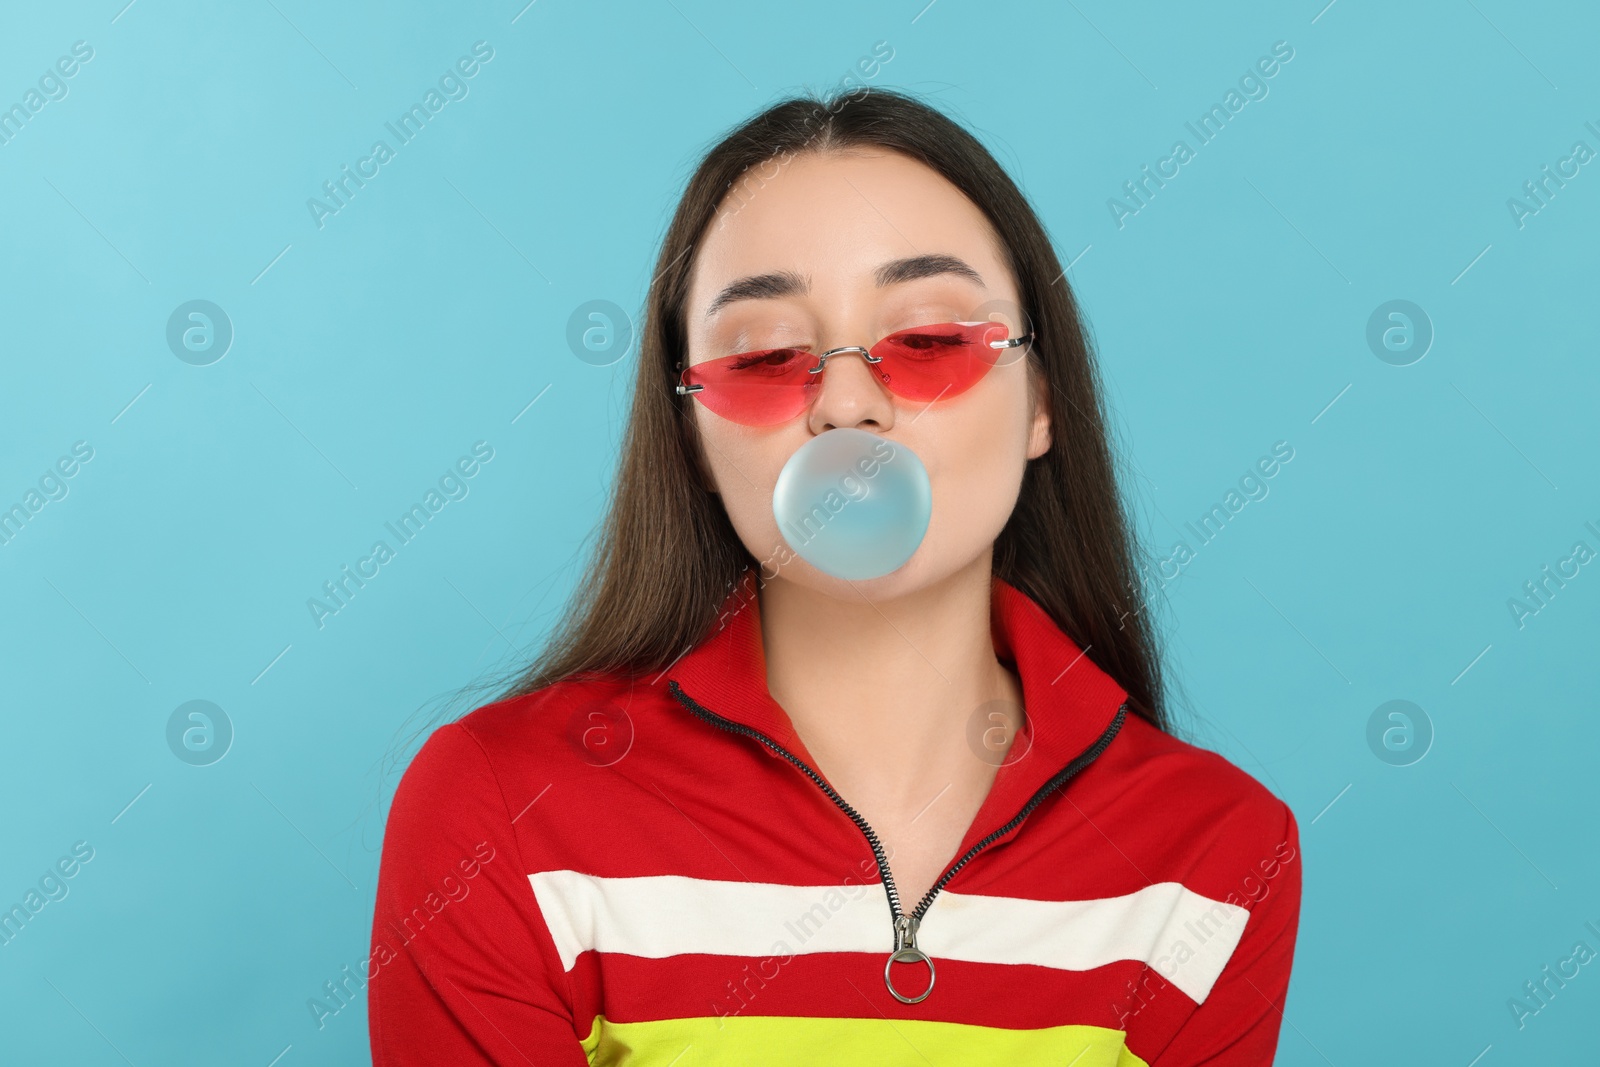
[936,427,1024,520]
[699,420,790,553]
[924,388,1031,542]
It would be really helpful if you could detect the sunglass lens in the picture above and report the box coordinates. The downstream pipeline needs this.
[683,348,819,425]
[872,321,1007,402]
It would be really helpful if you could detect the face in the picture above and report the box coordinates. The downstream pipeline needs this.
[682,147,1052,599]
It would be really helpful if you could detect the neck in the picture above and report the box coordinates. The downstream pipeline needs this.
[758,554,1022,811]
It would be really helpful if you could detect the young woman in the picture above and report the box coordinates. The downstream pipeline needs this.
[369,87,1301,1065]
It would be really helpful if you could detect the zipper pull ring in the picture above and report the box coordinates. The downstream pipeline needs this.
[884,913,936,1004]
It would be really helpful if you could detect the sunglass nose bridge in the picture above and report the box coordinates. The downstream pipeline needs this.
[807,345,882,375]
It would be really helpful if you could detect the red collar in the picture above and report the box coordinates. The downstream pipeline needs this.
[659,569,1130,858]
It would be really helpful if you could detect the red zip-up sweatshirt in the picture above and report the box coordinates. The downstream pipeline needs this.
[368,569,1301,1065]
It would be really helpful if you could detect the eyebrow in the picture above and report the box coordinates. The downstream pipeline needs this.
[703,253,986,319]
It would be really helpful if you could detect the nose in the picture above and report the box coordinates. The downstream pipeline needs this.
[807,345,896,433]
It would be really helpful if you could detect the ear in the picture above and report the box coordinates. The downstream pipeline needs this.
[1026,367,1052,459]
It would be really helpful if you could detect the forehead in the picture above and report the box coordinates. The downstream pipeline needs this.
[686,148,1013,320]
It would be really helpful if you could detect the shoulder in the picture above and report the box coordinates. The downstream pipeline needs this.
[1108,712,1291,820]
[381,674,642,863]
[395,672,641,802]
[1095,711,1299,874]
[461,671,642,759]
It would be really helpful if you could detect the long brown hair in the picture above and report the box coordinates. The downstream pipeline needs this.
[467,84,1172,734]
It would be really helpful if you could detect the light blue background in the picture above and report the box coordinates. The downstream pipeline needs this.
[2,0,1597,1062]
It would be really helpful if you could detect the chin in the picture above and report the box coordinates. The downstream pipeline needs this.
[762,533,985,603]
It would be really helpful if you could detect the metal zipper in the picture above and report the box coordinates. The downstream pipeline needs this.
[666,678,1129,1005]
